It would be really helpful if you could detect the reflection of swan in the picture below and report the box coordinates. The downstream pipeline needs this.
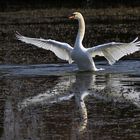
[18,72,140,135]
[70,73,95,136]
[18,76,75,109]
[16,12,140,71]
[18,73,94,133]
[92,74,140,107]
[2,100,20,140]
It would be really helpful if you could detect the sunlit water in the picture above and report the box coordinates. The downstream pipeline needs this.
[0,60,140,140]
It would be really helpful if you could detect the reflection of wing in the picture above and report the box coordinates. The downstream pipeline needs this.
[16,32,73,63]
[18,77,75,110]
[2,100,15,140]
[87,38,140,65]
[92,74,140,107]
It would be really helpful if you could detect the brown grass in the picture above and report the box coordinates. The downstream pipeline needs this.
[0,7,140,64]
[0,7,140,21]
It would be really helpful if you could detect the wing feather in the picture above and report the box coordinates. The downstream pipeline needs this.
[87,38,140,65]
[15,32,73,63]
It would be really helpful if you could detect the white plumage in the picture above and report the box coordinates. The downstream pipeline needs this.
[16,12,140,71]
[88,39,140,65]
[16,32,73,64]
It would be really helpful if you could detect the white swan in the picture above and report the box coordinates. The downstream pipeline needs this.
[16,12,140,71]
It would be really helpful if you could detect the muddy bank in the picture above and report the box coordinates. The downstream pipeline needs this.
[0,8,140,64]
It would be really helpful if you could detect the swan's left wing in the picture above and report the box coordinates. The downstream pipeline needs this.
[87,38,140,65]
[16,32,73,64]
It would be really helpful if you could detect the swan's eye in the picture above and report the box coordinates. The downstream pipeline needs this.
[73,14,76,17]
[69,14,76,19]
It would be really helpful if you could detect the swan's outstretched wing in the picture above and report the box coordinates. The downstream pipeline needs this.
[15,32,73,64]
[87,38,140,65]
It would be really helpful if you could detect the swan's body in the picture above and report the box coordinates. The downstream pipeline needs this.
[71,45,97,71]
[16,12,140,71]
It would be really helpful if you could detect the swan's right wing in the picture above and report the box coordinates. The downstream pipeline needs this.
[87,38,140,65]
[16,32,73,63]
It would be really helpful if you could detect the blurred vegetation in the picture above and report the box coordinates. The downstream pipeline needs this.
[0,0,140,12]
[0,8,140,64]
[0,0,140,64]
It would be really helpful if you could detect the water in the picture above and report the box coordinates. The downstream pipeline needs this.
[0,60,140,140]
[0,8,140,140]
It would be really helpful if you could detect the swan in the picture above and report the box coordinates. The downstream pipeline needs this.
[15,12,140,71]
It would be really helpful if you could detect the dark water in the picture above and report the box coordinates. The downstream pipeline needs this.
[0,9,140,139]
[0,60,140,140]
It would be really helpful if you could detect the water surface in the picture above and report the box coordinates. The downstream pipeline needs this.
[0,60,140,140]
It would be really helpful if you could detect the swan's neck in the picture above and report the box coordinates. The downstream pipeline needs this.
[75,16,85,46]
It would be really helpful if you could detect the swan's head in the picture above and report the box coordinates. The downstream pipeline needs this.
[69,12,83,20]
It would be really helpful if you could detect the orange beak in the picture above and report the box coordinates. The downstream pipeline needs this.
[68,15,75,19]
